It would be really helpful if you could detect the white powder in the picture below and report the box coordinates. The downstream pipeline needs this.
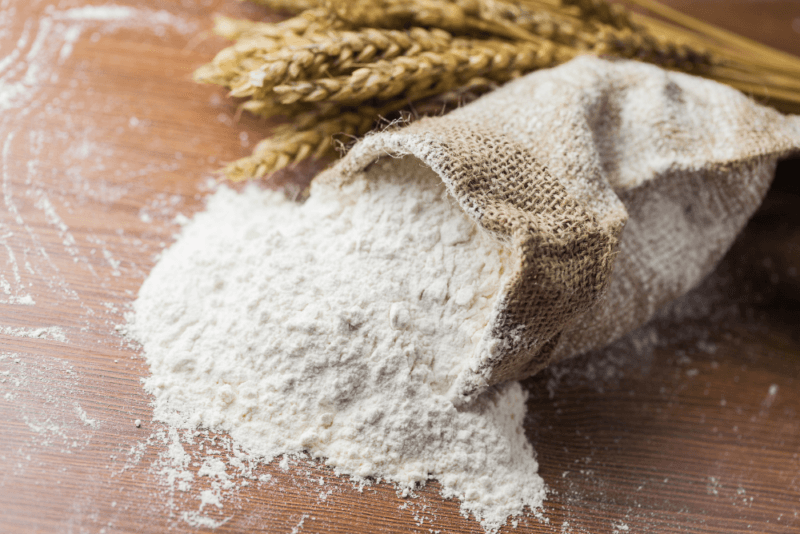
[0,325,67,342]
[130,156,545,532]
[56,5,137,21]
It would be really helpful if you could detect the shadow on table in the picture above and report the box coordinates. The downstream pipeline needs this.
[517,155,800,533]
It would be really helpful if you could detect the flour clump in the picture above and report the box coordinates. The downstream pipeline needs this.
[129,155,545,532]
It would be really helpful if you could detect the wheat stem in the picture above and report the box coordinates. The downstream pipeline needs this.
[624,0,800,74]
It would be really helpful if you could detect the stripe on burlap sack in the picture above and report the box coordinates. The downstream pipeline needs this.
[316,56,800,404]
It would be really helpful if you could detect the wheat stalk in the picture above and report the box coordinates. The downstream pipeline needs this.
[559,0,634,30]
[244,0,323,14]
[225,27,455,100]
[224,110,376,180]
[194,10,342,85]
[214,9,339,41]
[327,0,548,42]
[270,39,568,104]
[227,77,505,179]
[196,0,800,180]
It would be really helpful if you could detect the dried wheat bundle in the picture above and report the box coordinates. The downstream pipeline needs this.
[197,0,800,180]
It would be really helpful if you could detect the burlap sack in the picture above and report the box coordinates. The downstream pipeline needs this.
[316,56,800,403]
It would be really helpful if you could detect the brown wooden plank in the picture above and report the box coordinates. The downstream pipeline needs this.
[0,1,798,533]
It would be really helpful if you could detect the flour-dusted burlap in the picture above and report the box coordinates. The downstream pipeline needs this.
[315,56,800,403]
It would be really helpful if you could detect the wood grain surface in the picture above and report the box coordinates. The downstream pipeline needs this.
[0,1,798,533]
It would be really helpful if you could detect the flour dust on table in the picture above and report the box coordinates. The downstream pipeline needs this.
[128,156,545,532]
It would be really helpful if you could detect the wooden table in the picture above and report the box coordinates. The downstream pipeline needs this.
[1,1,798,532]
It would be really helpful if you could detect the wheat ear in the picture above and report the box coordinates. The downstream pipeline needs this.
[559,0,635,30]
[226,27,455,100]
[244,0,324,14]
[271,39,569,105]
[223,110,376,180]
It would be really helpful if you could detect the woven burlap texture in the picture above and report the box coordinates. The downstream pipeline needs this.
[315,56,800,403]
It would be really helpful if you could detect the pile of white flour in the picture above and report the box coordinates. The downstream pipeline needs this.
[129,156,545,532]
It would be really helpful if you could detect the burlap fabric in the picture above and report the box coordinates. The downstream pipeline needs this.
[315,56,800,403]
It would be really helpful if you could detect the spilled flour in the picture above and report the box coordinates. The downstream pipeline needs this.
[129,156,545,532]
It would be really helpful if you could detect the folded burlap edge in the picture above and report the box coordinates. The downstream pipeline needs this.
[313,57,800,404]
[315,116,629,403]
